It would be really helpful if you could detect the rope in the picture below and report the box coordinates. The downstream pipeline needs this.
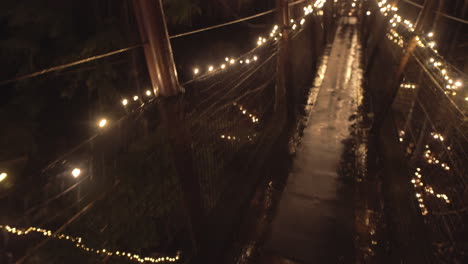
[0,44,144,86]
[169,9,276,39]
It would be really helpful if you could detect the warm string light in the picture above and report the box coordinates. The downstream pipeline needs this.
[0,225,180,263]
[0,172,7,182]
[98,119,108,128]
[398,130,405,142]
[386,29,405,47]
[430,132,444,142]
[423,146,450,171]
[232,102,259,124]
[411,168,451,216]
[400,82,417,89]
[376,0,466,103]
[220,134,257,142]
[71,168,81,178]
[191,0,327,77]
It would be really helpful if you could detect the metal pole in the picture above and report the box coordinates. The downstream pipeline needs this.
[133,0,180,96]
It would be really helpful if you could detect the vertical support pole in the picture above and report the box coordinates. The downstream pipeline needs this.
[323,0,334,44]
[415,0,438,33]
[133,0,203,254]
[276,0,293,123]
[133,0,180,96]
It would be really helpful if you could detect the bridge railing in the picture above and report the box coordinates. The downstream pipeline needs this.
[0,1,329,263]
[365,0,468,262]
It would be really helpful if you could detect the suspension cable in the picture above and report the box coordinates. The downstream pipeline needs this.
[402,0,468,25]
[0,44,144,86]
[169,9,276,39]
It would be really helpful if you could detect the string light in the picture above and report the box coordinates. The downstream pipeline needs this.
[133,95,139,101]
[411,168,451,216]
[189,0,326,77]
[220,133,257,143]
[0,225,180,263]
[71,168,81,178]
[376,0,466,103]
[232,102,259,124]
[0,172,7,182]
[400,82,416,89]
[98,119,107,128]
[146,90,152,96]
[122,99,128,106]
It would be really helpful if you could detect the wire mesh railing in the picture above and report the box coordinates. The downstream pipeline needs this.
[365,1,468,261]
[0,1,329,263]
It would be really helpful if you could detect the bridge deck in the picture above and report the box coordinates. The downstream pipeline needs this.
[265,18,363,263]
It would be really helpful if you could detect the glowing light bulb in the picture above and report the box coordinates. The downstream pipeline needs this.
[146,90,152,96]
[455,81,462,87]
[98,119,107,128]
[300,18,305,25]
[366,11,371,15]
[225,57,229,62]
[230,59,235,64]
[208,66,214,71]
[427,32,434,38]
[0,172,7,182]
[253,55,258,61]
[133,96,139,101]
[428,41,436,48]
[71,168,81,178]
[122,99,128,106]
[246,59,250,64]
[221,64,226,69]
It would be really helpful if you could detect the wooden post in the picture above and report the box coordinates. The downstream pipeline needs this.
[276,0,293,122]
[133,0,180,96]
[132,0,203,253]
[415,0,438,33]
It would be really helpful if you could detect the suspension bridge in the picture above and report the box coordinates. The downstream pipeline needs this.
[1,0,467,263]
